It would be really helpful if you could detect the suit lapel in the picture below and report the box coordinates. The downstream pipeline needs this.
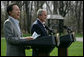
[9,18,21,36]
[37,20,47,35]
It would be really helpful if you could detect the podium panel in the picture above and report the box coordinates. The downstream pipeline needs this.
[58,34,73,48]
[27,36,56,48]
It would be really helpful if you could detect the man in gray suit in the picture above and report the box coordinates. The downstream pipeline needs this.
[3,4,33,56]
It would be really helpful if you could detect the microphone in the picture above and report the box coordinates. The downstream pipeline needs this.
[63,25,72,32]
[45,25,55,34]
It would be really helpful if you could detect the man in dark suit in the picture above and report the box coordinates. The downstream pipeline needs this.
[31,9,55,56]
[3,4,33,56]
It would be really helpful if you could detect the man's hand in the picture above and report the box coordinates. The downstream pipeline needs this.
[24,36,34,40]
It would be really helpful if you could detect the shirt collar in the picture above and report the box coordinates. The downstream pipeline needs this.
[9,16,19,24]
[37,18,45,25]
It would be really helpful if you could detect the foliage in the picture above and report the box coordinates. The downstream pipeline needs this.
[1,1,83,36]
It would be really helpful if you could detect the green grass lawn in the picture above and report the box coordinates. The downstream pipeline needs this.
[1,37,83,56]
[75,33,83,37]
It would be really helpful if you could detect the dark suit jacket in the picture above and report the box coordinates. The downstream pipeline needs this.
[31,19,54,56]
[31,19,48,37]
[4,17,31,56]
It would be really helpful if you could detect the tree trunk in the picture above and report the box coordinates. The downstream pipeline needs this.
[53,1,58,14]
[25,1,31,34]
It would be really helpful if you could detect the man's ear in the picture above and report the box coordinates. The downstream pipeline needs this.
[9,11,11,15]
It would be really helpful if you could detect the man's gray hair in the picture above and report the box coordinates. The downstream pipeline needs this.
[37,9,46,17]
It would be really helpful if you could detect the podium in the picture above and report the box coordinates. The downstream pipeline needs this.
[27,36,56,56]
[28,36,56,47]
[26,33,75,56]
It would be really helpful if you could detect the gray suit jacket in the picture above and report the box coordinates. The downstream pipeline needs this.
[4,17,30,56]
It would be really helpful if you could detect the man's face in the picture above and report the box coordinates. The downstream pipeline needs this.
[40,11,47,22]
[9,5,20,19]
